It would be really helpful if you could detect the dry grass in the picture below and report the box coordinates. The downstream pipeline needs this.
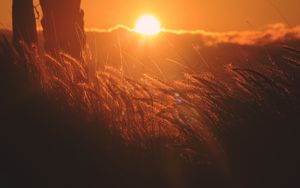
[5,38,297,163]
[1,36,300,187]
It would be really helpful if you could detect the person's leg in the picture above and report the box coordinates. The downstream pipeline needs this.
[39,0,56,55]
[12,0,37,47]
[40,0,85,59]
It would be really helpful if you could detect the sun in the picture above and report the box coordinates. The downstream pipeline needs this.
[134,15,161,36]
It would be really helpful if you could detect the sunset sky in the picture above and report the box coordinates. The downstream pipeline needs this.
[1,0,299,31]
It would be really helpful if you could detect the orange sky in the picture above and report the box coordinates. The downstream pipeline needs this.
[1,0,300,31]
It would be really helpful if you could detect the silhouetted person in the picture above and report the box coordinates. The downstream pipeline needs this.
[12,0,37,47]
[40,0,85,60]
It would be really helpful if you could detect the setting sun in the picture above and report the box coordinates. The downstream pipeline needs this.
[134,15,161,35]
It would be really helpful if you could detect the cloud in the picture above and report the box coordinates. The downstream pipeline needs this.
[86,23,300,46]
[85,24,133,33]
[163,23,300,46]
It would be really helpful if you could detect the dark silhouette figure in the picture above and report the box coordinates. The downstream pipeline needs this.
[40,0,85,60]
[12,0,38,47]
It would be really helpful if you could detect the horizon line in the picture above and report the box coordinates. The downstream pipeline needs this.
[1,22,299,34]
[83,23,299,34]
[1,23,300,46]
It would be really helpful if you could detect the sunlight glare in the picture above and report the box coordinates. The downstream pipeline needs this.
[134,15,161,35]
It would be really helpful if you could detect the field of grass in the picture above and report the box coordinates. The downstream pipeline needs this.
[1,31,300,187]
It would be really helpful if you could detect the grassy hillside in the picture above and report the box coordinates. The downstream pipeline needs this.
[1,30,300,188]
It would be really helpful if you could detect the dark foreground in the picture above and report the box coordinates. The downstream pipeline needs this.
[1,34,300,188]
